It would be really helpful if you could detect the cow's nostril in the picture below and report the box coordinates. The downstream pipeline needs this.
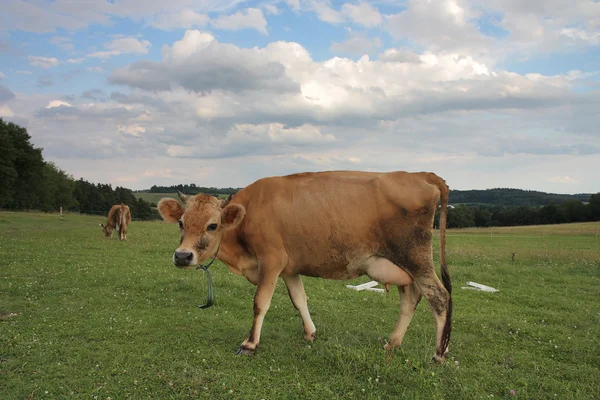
[174,250,193,266]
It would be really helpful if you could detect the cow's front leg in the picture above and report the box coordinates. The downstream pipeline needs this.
[282,274,316,342]
[237,268,280,355]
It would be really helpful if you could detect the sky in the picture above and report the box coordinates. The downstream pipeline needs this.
[1,0,599,194]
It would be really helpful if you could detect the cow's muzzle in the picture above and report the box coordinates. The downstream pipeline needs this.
[173,250,194,267]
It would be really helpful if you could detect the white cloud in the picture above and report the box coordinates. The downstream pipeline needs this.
[0,72,4,80]
[262,4,280,15]
[50,36,74,51]
[0,105,15,117]
[378,48,422,63]
[28,56,60,68]
[88,37,151,59]
[67,58,85,64]
[46,100,72,108]
[117,123,146,137]
[330,32,382,55]
[105,37,151,54]
[211,8,268,34]
[16,70,33,75]
[547,176,580,184]
[87,67,106,74]
[341,2,382,28]
[286,0,302,12]
[385,0,491,57]
[88,50,121,59]
[149,8,209,30]
[110,31,299,94]
[307,0,344,24]
[0,0,247,33]
[560,28,600,45]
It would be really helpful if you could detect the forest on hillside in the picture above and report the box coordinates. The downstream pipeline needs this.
[142,184,239,196]
[449,188,591,206]
[0,119,158,220]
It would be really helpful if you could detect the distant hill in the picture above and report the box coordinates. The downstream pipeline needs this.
[449,188,592,207]
[136,184,594,208]
[135,184,240,196]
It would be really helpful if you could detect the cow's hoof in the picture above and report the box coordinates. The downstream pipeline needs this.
[305,331,316,342]
[431,354,445,364]
[235,346,255,356]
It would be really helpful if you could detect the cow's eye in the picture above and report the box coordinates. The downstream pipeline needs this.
[178,220,183,229]
[207,223,218,231]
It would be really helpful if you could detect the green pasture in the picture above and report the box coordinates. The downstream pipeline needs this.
[1,212,599,399]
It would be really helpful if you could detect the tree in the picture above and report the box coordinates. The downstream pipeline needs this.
[40,162,76,212]
[447,205,475,228]
[559,200,588,223]
[588,193,600,222]
[0,119,44,209]
[537,202,561,225]
[473,207,492,227]
[0,119,18,207]
[133,198,157,220]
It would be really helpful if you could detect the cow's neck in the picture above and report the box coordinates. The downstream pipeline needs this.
[214,229,252,272]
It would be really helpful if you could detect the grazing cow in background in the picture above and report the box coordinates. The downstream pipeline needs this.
[100,203,131,241]
[158,170,452,362]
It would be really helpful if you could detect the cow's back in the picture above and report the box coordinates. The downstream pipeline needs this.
[106,205,121,227]
[234,171,443,274]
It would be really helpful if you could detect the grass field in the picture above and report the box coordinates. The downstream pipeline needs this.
[1,212,599,399]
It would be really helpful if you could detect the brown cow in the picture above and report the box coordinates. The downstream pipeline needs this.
[158,171,452,362]
[100,203,131,241]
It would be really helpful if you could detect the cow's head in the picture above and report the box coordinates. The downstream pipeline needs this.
[158,191,245,268]
[99,223,113,237]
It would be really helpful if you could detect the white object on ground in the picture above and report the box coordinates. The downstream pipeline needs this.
[346,281,384,293]
[461,281,498,292]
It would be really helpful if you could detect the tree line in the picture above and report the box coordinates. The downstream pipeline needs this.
[0,118,158,220]
[439,196,600,229]
[144,183,240,196]
[449,188,591,206]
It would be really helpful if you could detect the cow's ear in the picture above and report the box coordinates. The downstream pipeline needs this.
[220,193,234,208]
[221,204,245,231]
[158,198,185,223]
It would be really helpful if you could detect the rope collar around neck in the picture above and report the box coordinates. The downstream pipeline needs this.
[194,234,221,309]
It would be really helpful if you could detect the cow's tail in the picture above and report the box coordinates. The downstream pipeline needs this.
[436,176,452,355]
[120,203,126,227]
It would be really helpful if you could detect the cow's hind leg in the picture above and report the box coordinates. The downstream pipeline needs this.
[282,274,316,342]
[412,268,451,363]
[384,282,422,351]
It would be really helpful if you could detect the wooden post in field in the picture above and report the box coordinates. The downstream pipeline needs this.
[59,207,63,220]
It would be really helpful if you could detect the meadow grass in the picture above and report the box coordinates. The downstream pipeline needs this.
[1,212,599,399]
